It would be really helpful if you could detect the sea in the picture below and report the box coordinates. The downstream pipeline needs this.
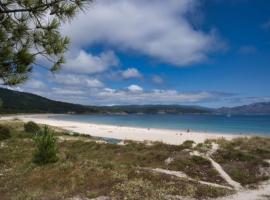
[49,114,270,136]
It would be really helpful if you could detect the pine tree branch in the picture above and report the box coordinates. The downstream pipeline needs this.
[0,0,90,14]
[0,0,64,14]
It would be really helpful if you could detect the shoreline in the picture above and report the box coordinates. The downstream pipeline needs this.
[0,114,246,145]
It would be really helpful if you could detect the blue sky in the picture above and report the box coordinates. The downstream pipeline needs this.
[13,0,270,107]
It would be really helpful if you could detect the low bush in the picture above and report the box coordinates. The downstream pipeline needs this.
[24,121,40,134]
[191,155,211,165]
[0,125,11,140]
[72,132,80,137]
[182,140,195,149]
[33,126,58,165]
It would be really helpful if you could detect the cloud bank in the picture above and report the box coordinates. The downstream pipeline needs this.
[16,72,233,106]
[62,0,223,67]
[64,50,119,74]
[18,0,232,106]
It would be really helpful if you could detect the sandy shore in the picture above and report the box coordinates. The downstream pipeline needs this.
[0,114,242,145]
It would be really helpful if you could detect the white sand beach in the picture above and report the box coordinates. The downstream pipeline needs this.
[1,114,242,145]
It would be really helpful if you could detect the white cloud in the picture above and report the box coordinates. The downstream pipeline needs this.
[24,79,46,89]
[62,0,223,66]
[91,88,231,105]
[121,68,142,79]
[52,88,85,95]
[64,50,119,74]
[152,75,164,84]
[85,79,104,88]
[127,84,143,92]
[2,85,24,92]
[16,78,233,105]
[51,73,104,88]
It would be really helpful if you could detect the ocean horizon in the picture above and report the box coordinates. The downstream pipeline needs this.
[50,114,270,136]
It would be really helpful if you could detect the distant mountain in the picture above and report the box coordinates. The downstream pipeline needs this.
[0,88,211,114]
[216,102,270,115]
[107,105,212,114]
[1,87,269,115]
[0,88,101,114]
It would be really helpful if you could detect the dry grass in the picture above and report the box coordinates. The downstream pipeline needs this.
[0,121,269,199]
[211,137,270,186]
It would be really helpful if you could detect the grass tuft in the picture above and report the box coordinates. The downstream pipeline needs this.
[24,121,40,134]
[0,125,11,140]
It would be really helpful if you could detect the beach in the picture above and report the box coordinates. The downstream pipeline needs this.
[1,114,270,200]
[1,114,241,145]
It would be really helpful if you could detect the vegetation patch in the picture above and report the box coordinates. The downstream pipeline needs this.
[0,125,11,140]
[33,126,58,165]
[127,170,232,199]
[24,121,40,134]
[212,137,270,186]
[168,152,225,185]
[0,121,269,199]
[111,178,168,200]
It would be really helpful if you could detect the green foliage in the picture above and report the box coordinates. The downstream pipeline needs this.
[0,0,91,85]
[191,155,211,165]
[33,126,58,165]
[72,132,80,137]
[0,125,11,140]
[24,121,40,133]
[194,142,212,153]
[182,140,195,149]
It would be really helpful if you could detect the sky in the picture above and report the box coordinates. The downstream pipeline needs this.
[9,0,270,107]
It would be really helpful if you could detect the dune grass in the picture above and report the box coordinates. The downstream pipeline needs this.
[211,137,270,186]
[0,120,269,199]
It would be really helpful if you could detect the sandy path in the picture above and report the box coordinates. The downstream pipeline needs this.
[216,180,270,200]
[190,144,242,190]
[206,156,242,190]
[0,114,241,145]
[190,145,270,199]
[146,168,233,190]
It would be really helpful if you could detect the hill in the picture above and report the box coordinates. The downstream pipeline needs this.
[107,105,212,114]
[0,88,211,114]
[1,87,269,115]
[216,102,270,115]
[0,88,101,114]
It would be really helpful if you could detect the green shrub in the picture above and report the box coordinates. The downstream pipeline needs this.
[0,125,11,140]
[33,126,58,165]
[191,155,210,165]
[24,121,40,134]
[72,132,80,137]
[182,140,195,149]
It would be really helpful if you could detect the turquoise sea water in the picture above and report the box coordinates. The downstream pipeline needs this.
[50,114,270,136]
